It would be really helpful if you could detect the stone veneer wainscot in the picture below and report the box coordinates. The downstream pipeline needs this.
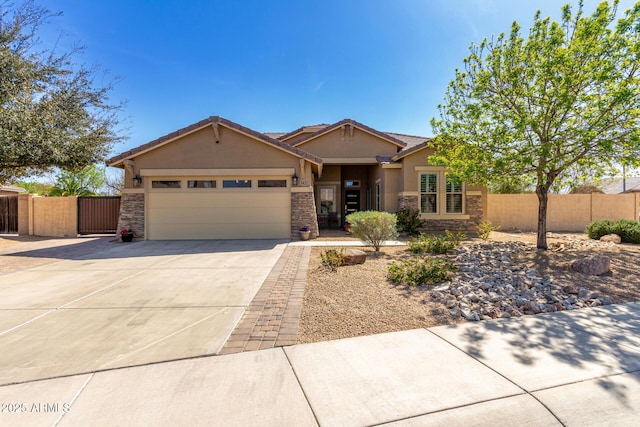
[291,189,319,239]
[117,193,145,238]
[397,194,483,232]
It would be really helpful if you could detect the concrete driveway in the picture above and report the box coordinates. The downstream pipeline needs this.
[0,239,287,386]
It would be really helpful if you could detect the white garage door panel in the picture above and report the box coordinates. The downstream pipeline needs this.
[151,222,291,240]
[149,193,286,209]
[151,206,290,224]
[147,191,291,240]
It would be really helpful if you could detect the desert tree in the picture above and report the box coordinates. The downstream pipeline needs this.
[0,0,124,183]
[430,1,640,248]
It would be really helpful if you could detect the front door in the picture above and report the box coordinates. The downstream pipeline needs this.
[345,189,360,217]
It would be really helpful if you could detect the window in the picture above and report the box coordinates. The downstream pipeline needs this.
[258,179,287,188]
[419,172,465,215]
[375,182,381,211]
[420,174,438,213]
[344,180,360,188]
[188,180,216,188]
[223,179,251,188]
[152,180,181,189]
[446,176,463,213]
[319,186,335,213]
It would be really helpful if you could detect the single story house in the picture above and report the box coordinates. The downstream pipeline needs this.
[107,116,486,240]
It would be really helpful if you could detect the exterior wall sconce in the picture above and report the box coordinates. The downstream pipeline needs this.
[133,175,143,187]
[292,173,298,186]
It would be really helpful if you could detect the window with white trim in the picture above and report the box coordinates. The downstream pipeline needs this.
[419,172,465,214]
[446,175,463,213]
[419,173,438,214]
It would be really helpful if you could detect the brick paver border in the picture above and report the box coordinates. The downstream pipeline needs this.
[219,245,311,354]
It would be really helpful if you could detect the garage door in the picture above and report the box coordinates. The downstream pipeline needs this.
[147,179,291,240]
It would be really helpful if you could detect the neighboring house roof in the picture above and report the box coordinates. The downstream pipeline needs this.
[598,177,640,193]
[0,185,26,194]
[107,116,323,167]
[290,119,408,149]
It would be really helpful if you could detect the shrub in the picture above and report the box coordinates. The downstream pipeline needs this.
[445,229,467,246]
[387,257,456,286]
[585,219,614,239]
[586,219,640,244]
[408,234,455,254]
[396,208,424,235]
[612,219,640,244]
[320,248,345,271]
[476,220,500,240]
[346,211,398,251]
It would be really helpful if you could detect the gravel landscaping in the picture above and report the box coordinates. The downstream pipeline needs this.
[297,232,640,344]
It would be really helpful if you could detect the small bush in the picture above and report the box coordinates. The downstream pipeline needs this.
[346,211,398,251]
[476,220,500,240]
[445,229,467,246]
[387,257,456,287]
[585,219,615,239]
[408,234,456,254]
[396,208,424,235]
[586,219,640,244]
[320,248,345,271]
[612,219,640,244]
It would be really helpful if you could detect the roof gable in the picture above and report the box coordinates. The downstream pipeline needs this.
[392,139,432,161]
[291,119,408,149]
[107,116,322,167]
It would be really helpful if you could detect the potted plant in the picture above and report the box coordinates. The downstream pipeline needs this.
[299,226,311,241]
[119,229,135,242]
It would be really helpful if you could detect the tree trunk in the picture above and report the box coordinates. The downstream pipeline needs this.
[536,187,548,249]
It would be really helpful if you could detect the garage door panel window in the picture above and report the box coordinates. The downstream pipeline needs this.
[258,179,287,188]
[223,179,252,188]
[188,180,216,188]
[152,180,181,189]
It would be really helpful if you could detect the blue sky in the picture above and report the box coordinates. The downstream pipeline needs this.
[43,0,638,156]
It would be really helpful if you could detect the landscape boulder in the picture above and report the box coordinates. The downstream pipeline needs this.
[342,249,366,265]
[571,256,611,276]
[600,234,621,244]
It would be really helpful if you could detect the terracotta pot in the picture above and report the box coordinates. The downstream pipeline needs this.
[299,230,311,241]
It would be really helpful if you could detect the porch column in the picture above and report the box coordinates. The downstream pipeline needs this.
[291,187,319,239]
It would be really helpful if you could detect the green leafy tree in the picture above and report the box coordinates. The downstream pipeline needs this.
[48,165,105,196]
[14,180,52,195]
[0,1,124,184]
[430,1,640,249]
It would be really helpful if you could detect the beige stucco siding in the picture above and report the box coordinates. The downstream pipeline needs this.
[124,126,302,187]
[383,168,401,212]
[401,147,435,192]
[297,128,399,160]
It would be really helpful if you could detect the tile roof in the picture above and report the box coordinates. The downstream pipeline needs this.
[0,185,25,193]
[106,116,323,166]
[276,124,330,142]
[597,177,640,194]
[290,119,408,148]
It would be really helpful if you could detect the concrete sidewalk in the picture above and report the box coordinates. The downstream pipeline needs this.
[1,302,638,426]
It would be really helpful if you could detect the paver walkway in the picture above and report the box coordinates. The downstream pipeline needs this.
[220,245,311,354]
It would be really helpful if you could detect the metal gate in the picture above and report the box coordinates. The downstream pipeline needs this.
[0,196,19,233]
[77,196,121,234]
